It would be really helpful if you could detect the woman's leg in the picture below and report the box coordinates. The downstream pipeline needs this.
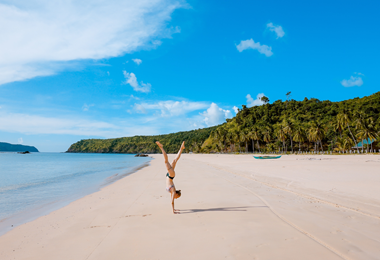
[171,141,185,170]
[156,141,174,174]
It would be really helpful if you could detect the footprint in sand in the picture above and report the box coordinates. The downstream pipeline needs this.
[256,243,269,248]
[124,214,152,218]
[88,225,111,229]
[285,237,298,241]
[331,229,342,235]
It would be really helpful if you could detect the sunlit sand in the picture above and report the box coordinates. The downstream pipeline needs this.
[1,154,379,260]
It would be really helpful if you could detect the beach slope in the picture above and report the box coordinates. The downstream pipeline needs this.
[1,154,379,260]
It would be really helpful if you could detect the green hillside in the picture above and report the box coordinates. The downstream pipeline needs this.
[67,92,380,154]
[67,126,218,154]
[205,92,380,153]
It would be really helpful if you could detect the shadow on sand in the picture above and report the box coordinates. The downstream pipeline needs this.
[179,206,267,214]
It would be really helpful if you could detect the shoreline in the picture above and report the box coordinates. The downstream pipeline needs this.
[1,154,379,259]
[0,158,152,237]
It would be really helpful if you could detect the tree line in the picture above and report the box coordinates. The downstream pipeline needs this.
[67,126,218,154]
[204,92,380,153]
[67,91,380,154]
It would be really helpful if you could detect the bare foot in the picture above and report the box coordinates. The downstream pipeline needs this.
[181,141,185,150]
[156,141,163,148]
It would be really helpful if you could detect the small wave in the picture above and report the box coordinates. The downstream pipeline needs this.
[0,167,115,193]
[0,182,42,193]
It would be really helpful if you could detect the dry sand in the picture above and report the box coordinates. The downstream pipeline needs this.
[1,154,380,260]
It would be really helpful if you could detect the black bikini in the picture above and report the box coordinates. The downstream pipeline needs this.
[166,173,174,179]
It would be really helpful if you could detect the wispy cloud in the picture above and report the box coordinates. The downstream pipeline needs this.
[341,75,363,87]
[236,39,273,57]
[18,138,23,144]
[123,71,151,93]
[132,59,142,65]
[82,103,94,111]
[0,111,120,136]
[267,22,285,38]
[246,93,265,107]
[0,0,185,85]
[133,100,208,116]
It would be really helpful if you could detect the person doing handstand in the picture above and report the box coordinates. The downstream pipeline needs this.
[156,141,185,214]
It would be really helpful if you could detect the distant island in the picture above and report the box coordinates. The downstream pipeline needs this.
[0,142,39,152]
[67,92,379,154]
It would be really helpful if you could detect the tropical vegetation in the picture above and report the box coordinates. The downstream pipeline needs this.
[67,92,380,154]
[204,92,380,153]
[67,126,218,154]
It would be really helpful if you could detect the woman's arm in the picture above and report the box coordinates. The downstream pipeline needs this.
[171,192,179,214]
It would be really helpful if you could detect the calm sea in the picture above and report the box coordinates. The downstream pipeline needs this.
[0,152,151,235]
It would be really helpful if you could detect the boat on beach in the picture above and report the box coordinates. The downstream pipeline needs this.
[253,155,282,159]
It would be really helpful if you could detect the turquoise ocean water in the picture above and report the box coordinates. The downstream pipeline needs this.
[0,152,151,235]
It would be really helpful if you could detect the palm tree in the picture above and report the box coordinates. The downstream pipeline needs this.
[262,126,272,150]
[249,126,261,153]
[337,112,358,149]
[282,119,294,152]
[356,117,378,153]
[275,124,287,153]
[232,129,241,152]
[217,127,227,153]
[335,135,354,152]
[332,118,343,138]
[308,120,326,152]
[293,122,306,151]
[240,129,249,153]
[354,111,366,152]
[225,131,233,153]
[210,130,219,152]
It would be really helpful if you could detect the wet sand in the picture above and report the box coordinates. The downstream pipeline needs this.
[0,154,379,260]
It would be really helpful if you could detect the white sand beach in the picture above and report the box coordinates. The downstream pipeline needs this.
[1,154,380,260]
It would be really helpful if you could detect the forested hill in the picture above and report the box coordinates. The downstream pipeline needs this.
[67,91,380,154]
[202,91,380,153]
[67,126,218,154]
[0,142,39,152]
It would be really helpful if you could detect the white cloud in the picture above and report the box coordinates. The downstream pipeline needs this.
[236,39,273,57]
[18,138,23,144]
[202,103,232,127]
[233,106,239,114]
[267,22,285,38]
[123,71,151,93]
[82,103,94,111]
[0,0,185,85]
[246,93,265,107]
[341,76,363,87]
[134,100,208,116]
[132,59,142,65]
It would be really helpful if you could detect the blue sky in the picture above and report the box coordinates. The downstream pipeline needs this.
[0,0,379,152]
